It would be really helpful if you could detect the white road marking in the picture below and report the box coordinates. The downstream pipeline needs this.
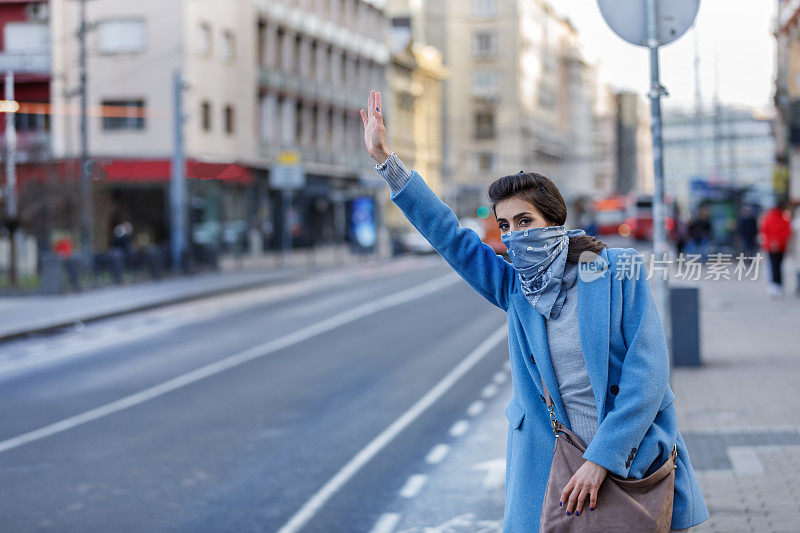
[369,513,401,533]
[0,274,462,455]
[466,400,485,417]
[449,420,470,437]
[425,444,450,465]
[481,383,498,399]
[492,371,507,384]
[399,474,427,498]
[473,458,507,490]
[727,446,765,475]
[0,263,439,376]
[275,323,508,533]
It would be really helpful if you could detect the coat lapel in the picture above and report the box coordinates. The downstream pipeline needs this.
[576,247,611,421]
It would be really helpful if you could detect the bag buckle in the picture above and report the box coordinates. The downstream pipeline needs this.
[548,404,558,435]
[672,443,678,469]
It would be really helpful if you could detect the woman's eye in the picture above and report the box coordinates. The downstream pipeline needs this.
[520,218,531,226]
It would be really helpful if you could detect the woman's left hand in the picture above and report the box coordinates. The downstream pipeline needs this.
[559,459,607,515]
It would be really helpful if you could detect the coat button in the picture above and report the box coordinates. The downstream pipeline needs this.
[610,384,619,395]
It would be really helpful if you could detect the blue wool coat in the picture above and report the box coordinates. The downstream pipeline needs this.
[389,169,710,531]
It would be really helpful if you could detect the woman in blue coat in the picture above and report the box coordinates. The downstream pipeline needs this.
[361,91,709,531]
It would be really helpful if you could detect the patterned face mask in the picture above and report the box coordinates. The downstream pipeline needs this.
[500,224,586,319]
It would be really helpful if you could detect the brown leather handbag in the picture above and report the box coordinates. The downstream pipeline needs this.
[538,376,678,532]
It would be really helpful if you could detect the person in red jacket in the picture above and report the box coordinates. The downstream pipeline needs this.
[759,199,793,297]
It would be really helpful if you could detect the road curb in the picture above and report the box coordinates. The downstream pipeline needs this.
[0,257,393,343]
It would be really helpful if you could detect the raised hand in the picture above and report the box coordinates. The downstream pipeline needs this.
[360,90,391,163]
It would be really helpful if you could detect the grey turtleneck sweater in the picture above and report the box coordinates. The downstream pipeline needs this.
[374,152,599,446]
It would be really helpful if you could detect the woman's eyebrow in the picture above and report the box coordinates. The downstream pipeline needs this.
[497,212,532,222]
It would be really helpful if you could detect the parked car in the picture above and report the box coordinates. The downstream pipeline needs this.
[400,230,436,254]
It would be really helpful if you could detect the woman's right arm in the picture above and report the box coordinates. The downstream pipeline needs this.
[361,90,517,311]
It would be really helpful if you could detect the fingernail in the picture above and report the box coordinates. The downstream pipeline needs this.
[565,511,570,515]
[590,507,595,511]
[559,502,562,506]
[576,511,580,516]
[376,107,380,112]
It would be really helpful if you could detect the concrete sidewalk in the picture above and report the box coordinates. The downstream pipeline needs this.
[374,266,800,532]
[0,244,387,343]
[671,268,800,532]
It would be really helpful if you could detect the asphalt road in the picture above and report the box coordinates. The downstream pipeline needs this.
[0,255,512,533]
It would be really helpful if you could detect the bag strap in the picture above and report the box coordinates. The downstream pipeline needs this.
[540,375,559,435]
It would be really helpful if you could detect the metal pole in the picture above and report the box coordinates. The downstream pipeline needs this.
[646,0,670,338]
[171,71,187,274]
[5,71,17,286]
[281,187,293,267]
[78,0,94,278]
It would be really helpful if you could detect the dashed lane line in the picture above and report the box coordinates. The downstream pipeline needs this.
[275,323,508,533]
[425,444,450,465]
[0,274,462,455]
[399,474,427,499]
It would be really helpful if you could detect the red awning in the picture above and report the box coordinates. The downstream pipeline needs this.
[100,158,253,185]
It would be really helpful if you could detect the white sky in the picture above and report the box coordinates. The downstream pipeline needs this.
[552,1,778,110]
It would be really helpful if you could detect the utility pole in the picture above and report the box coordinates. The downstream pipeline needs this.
[4,71,18,286]
[77,0,95,278]
[646,0,668,322]
[693,28,704,178]
[171,71,188,274]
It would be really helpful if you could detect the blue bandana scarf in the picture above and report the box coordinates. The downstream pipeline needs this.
[500,225,586,320]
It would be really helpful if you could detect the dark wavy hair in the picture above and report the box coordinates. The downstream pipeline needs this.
[488,171,607,262]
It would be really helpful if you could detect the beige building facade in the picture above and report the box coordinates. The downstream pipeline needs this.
[381,9,447,232]
[416,0,602,217]
[46,0,390,253]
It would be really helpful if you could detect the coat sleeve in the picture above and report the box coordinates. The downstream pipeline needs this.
[581,248,669,478]
[389,169,517,311]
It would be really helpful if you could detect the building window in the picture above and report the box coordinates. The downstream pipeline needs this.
[102,99,146,131]
[471,71,498,98]
[472,31,497,58]
[472,0,496,18]
[476,152,496,172]
[4,22,49,53]
[98,19,146,54]
[222,30,235,61]
[474,110,495,139]
[201,101,212,131]
[199,22,212,56]
[224,105,235,135]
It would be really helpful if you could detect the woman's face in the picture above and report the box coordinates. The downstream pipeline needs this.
[494,197,550,232]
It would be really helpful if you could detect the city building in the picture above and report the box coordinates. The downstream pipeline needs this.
[381,8,447,234]
[662,104,775,210]
[615,91,654,196]
[3,0,390,264]
[774,0,800,204]
[415,0,602,218]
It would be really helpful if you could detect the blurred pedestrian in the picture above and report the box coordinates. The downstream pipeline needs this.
[361,89,708,532]
[53,233,73,259]
[737,205,758,259]
[687,205,712,261]
[669,204,688,257]
[759,199,792,298]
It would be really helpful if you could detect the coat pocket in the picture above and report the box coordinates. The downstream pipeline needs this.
[504,396,525,430]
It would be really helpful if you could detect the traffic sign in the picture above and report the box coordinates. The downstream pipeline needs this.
[271,151,305,189]
[597,0,700,47]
